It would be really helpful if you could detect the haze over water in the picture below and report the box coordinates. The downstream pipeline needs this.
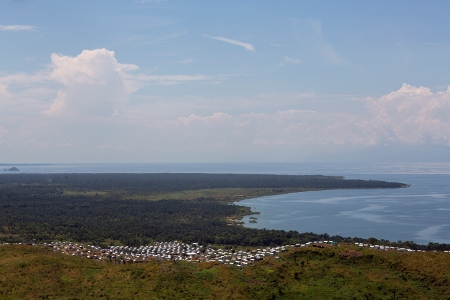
[238,163,450,245]
[1,162,449,245]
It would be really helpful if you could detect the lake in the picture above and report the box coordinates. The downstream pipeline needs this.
[1,162,449,244]
[238,166,450,245]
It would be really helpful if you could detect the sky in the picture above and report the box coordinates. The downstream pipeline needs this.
[1,0,450,163]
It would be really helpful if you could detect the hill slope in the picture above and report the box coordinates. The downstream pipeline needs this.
[1,244,449,299]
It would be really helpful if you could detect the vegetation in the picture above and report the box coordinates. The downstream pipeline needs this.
[0,173,408,196]
[0,173,409,247]
[1,243,450,299]
[1,173,449,298]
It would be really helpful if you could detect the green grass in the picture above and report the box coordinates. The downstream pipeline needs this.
[122,187,310,202]
[1,244,450,299]
[61,187,311,203]
[63,189,109,197]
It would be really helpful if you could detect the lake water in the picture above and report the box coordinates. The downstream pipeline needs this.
[1,162,449,244]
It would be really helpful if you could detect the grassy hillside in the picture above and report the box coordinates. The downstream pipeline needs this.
[1,243,449,299]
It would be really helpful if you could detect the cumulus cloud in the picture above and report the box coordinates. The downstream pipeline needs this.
[366,83,450,145]
[1,48,449,163]
[0,48,212,119]
[0,25,36,31]
[44,49,137,117]
[43,48,210,117]
[170,84,450,150]
[203,35,255,51]
[278,84,450,146]
[241,85,450,147]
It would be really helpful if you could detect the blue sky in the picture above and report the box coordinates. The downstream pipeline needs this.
[1,0,449,163]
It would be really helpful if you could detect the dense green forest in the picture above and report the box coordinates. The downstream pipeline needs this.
[1,173,438,250]
[0,172,407,191]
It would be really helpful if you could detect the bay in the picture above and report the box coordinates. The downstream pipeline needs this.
[1,162,449,244]
[239,170,450,245]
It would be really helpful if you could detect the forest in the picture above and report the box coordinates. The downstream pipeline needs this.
[1,172,440,251]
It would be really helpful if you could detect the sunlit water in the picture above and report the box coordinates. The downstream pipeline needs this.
[1,162,449,244]
[240,173,450,244]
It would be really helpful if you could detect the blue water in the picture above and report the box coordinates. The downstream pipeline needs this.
[1,162,449,244]
[240,173,450,245]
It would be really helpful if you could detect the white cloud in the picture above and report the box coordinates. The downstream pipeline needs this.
[1,45,448,164]
[0,48,213,120]
[203,35,255,52]
[44,49,137,117]
[42,48,211,117]
[50,49,138,86]
[366,83,450,145]
[168,84,450,150]
[0,25,36,31]
[237,84,450,147]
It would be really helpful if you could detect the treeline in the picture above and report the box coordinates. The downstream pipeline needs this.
[0,193,337,247]
[2,173,440,250]
[0,173,408,195]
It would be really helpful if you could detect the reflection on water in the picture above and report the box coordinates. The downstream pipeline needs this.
[240,173,450,244]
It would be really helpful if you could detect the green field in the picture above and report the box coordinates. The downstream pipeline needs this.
[121,187,310,202]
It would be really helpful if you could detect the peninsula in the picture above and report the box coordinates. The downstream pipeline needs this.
[0,173,408,247]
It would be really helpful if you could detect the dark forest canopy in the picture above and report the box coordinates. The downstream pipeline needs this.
[0,173,408,191]
[2,173,435,250]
